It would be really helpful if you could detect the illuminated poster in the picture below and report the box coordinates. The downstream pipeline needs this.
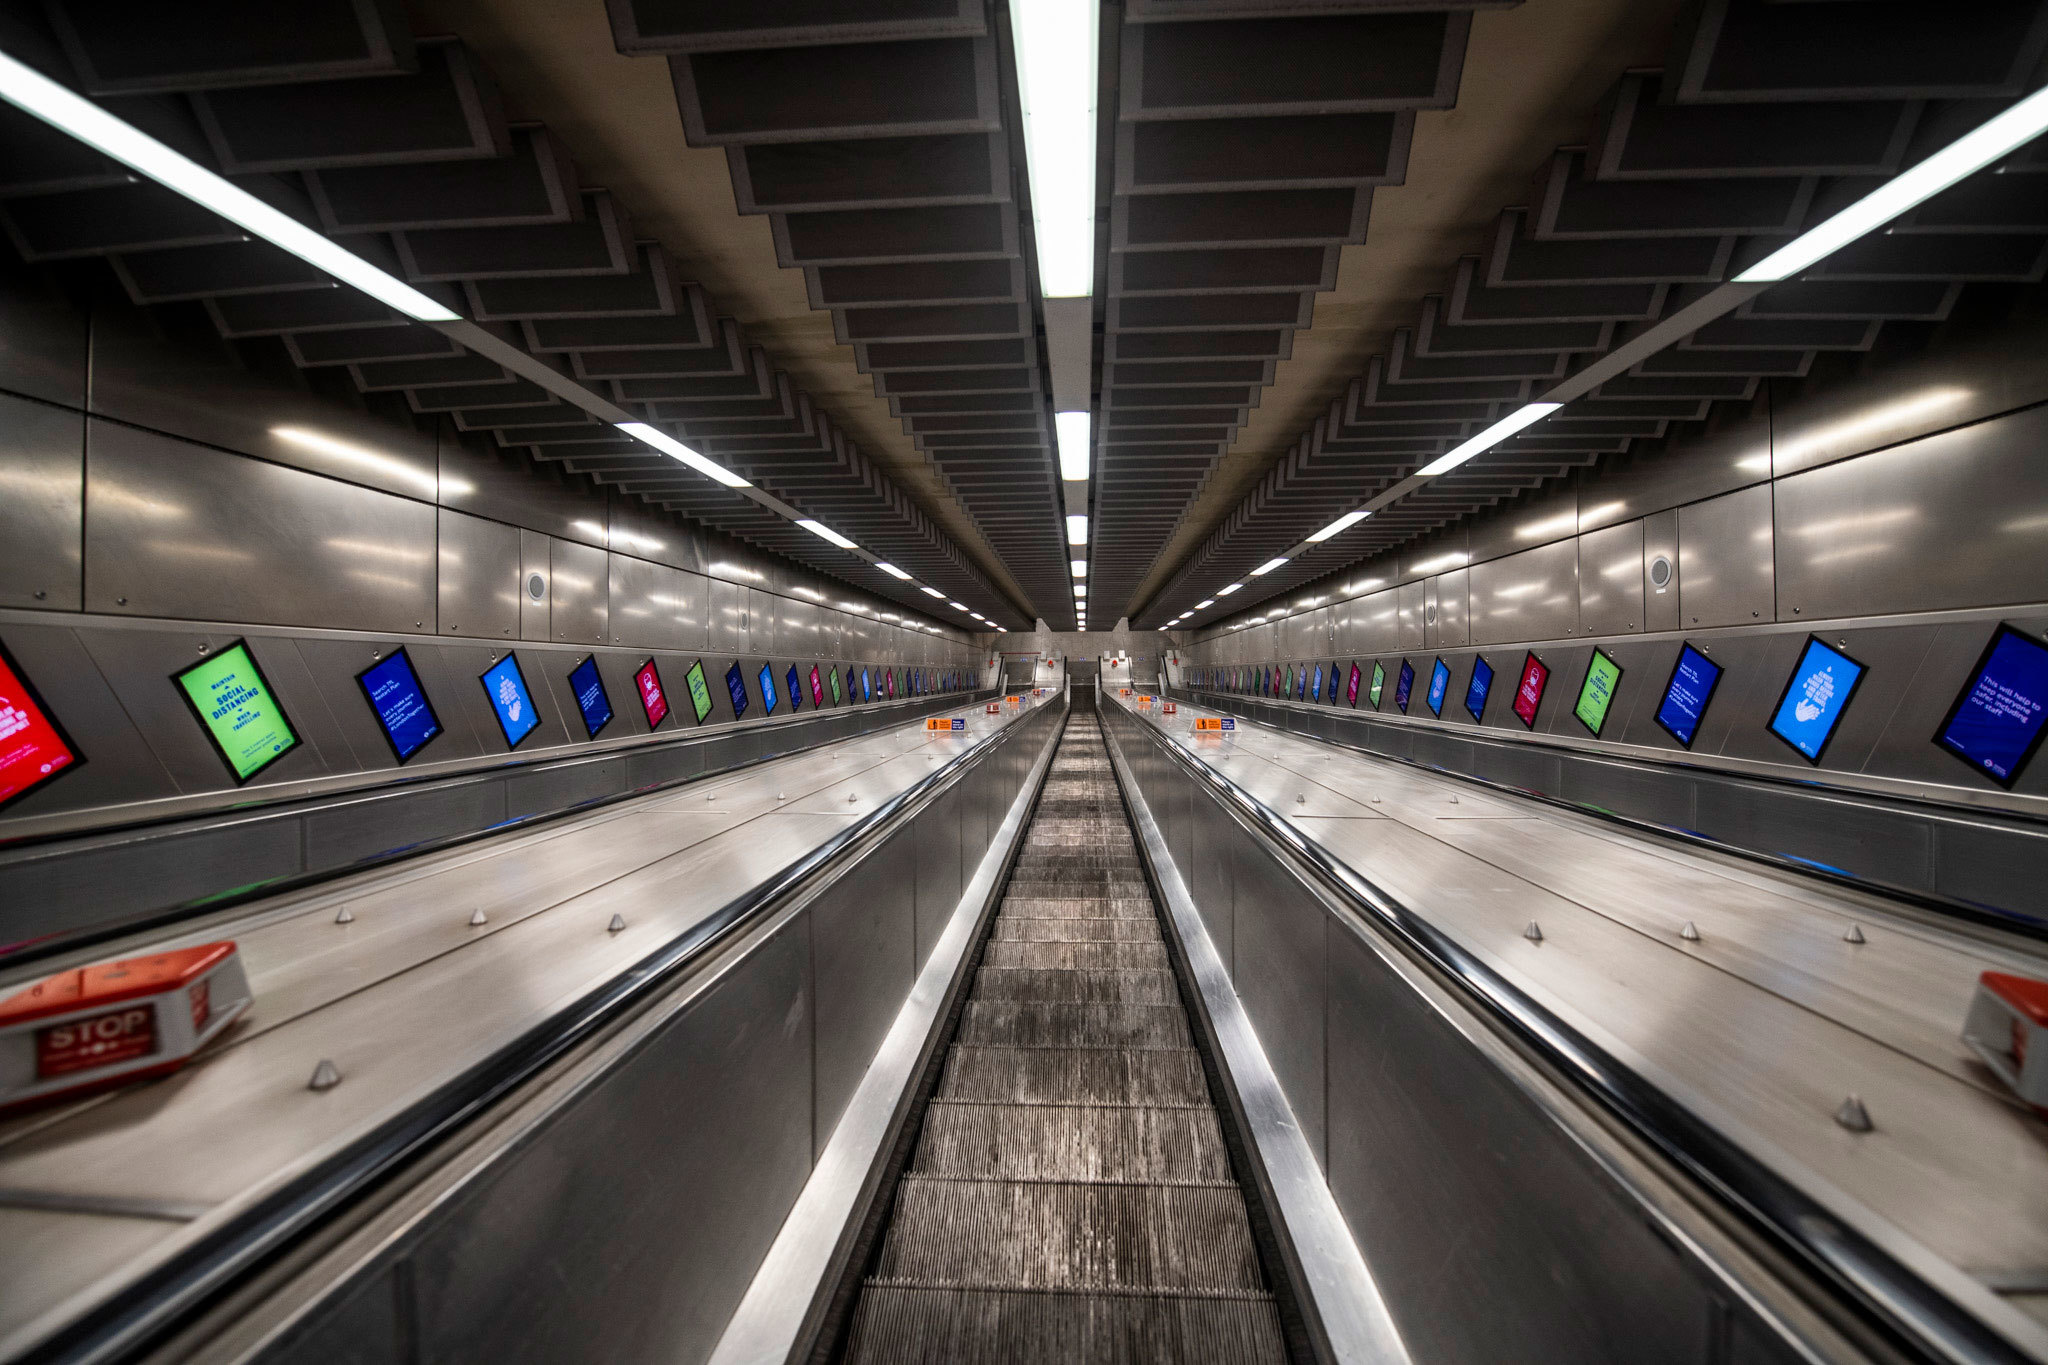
[1347,663,1362,707]
[0,641,83,812]
[480,653,542,750]
[886,668,897,699]
[1573,649,1624,738]
[685,660,716,725]
[1311,663,1324,702]
[1512,653,1548,728]
[861,668,872,702]
[1769,637,1866,763]
[1465,656,1495,724]
[810,665,825,709]
[175,640,301,782]
[1425,658,1451,717]
[1394,660,1415,713]
[1296,664,1308,700]
[725,662,750,720]
[1329,662,1342,705]
[569,656,613,740]
[1934,624,2048,786]
[1370,662,1385,708]
[1654,644,1723,750]
[758,662,778,715]
[356,648,442,762]
[787,664,803,712]
[637,659,671,729]
[829,666,844,704]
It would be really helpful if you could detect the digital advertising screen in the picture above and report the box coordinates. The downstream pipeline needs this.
[1425,658,1450,717]
[786,664,803,712]
[1934,624,2048,786]
[1395,660,1415,713]
[1768,636,1867,763]
[1370,661,1385,708]
[1347,663,1362,707]
[1573,649,1624,738]
[0,640,84,812]
[1653,644,1723,750]
[636,659,671,729]
[830,666,844,705]
[1329,662,1342,705]
[568,655,613,740]
[886,668,897,699]
[1297,664,1308,700]
[861,668,872,702]
[685,660,715,725]
[725,662,750,720]
[479,653,542,750]
[809,665,825,709]
[758,663,778,715]
[1312,663,1324,702]
[1512,653,1548,729]
[1283,664,1294,699]
[1465,656,1495,724]
[175,640,301,783]
[356,648,442,763]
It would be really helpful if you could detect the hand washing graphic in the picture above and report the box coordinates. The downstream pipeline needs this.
[498,676,522,723]
[1793,667,1834,724]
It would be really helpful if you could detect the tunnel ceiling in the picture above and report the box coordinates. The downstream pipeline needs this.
[3,2,2047,637]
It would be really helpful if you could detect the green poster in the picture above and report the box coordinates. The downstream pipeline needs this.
[174,640,300,782]
[1573,649,1624,737]
[1370,661,1385,708]
[829,666,843,703]
[684,660,715,724]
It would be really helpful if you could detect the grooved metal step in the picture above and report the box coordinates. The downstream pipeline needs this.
[841,1284,1287,1365]
[939,1046,1209,1105]
[954,1001,1192,1050]
[915,1102,1230,1181]
[989,917,1162,943]
[981,940,1170,970]
[971,967,1179,1004]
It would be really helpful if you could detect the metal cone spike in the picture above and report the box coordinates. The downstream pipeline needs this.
[468,908,488,927]
[1523,921,1544,942]
[308,1060,341,1091]
[1834,1094,1873,1132]
[608,913,627,933]
[1680,921,1700,942]
[1844,924,1866,944]
[334,906,355,924]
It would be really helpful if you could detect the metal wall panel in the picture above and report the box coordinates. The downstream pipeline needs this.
[1774,404,2048,622]
[810,835,917,1152]
[438,509,521,641]
[1642,508,1681,634]
[710,577,748,654]
[1190,791,1235,972]
[518,528,550,642]
[1577,520,1644,639]
[548,536,608,646]
[1694,777,1932,891]
[1468,539,1578,647]
[0,263,86,408]
[1423,578,1439,651]
[1435,568,1470,649]
[1323,924,1715,1365]
[1353,588,1400,655]
[0,393,83,612]
[609,496,704,575]
[304,779,506,871]
[1227,840,1327,1163]
[407,919,813,1365]
[914,786,965,968]
[1677,484,1774,631]
[1397,579,1425,650]
[440,433,609,544]
[608,554,685,652]
[747,588,775,656]
[1466,489,1579,563]
[1575,402,1771,534]
[85,421,437,633]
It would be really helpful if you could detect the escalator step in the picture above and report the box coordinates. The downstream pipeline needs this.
[938,1045,1207,1105]
[956,1002,1190,1049]
[981,940,1170,970]
[874,1178,1264,1292]
[998,897,1157,919]
[972,966,1178,1004]
[840,1283,1285,1365]
[915,1101,1229,1182]
[989,917,1162,943]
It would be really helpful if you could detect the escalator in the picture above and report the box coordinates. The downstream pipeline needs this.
[836,714,1295,1363]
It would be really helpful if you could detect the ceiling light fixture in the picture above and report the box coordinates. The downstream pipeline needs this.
[1196,599,1214,609]
[1055,410,1092,480]
[874,561,912,580]
[1307,509,1371,543]
[1217,583,1243,596]
[1251,557,1289,576]
[795,519,858,550]
[1739,88,2048,282]
[1414,403,1562,479]
[1070,559,1087,577]
[0,51,460,324]
[921,586,946,598]
[616,423,751,488]
[1010,0,1100,297]
[1067,514,1088,546]
[948,601,968,611]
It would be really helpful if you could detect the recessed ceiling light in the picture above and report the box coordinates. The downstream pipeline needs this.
[616,423,751,488]
[795,519,858,550]
[1055,411,1091,480]
[1070,559,1086,576]
[1066,514,1088,545]
[921,586,946,598]
[1195,599,1214,609]
[1218,583,1243,595]
[1251,557,1289,576]
[874,561,912,580]
[1415,403,1561,479]
[1307,509,1370,542]
[1010,0,1100,298]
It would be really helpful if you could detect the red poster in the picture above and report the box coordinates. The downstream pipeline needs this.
[635,661,670,729]
[1513,653,1549,728]
[0,646,82,811]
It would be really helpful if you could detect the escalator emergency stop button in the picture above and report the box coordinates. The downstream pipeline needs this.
[0,941,253,1113]
[1963,971,2048,1112]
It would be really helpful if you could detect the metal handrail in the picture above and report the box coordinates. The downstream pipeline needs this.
[20,695,1063,1365]
[1104,693,2034,1365]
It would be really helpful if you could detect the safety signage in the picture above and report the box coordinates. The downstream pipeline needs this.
[1194,717,1236,731]
[926,717,966,731]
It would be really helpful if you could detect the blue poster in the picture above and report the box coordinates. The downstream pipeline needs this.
[1464,656,1494,723]
[861,668,872,702]
[1768,637,1866,763]
[1395,660,1415,713]
[1654,644,1723,750]
[758,662,778,715]
[786,664,803,712]
[480,654,541,749]
[357,649,441,763]
[569,655,613,739]
[1312,664,1324,701]
[725,661,750,720]
[1934,624,2048,786]
[1426,658,1450,717]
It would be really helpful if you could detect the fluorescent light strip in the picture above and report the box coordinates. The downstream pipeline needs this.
[874,561,912,580]
[1218,583,1243,596]
[921,586,946,598]
[1196,599,1214,609]
[1070,559,1087,577]
[1307,508,1370,543]
[615,423,751,488]
[795,519,858,550]
[1067,514,1088,546]
[948,601,967,611]
[1414,403,1562,479]
[1739,86,2048,283]
[1251,557,1289,576]
[1055,411,1092,480]
[1010,0,1100,298]
[0,51,458,323]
